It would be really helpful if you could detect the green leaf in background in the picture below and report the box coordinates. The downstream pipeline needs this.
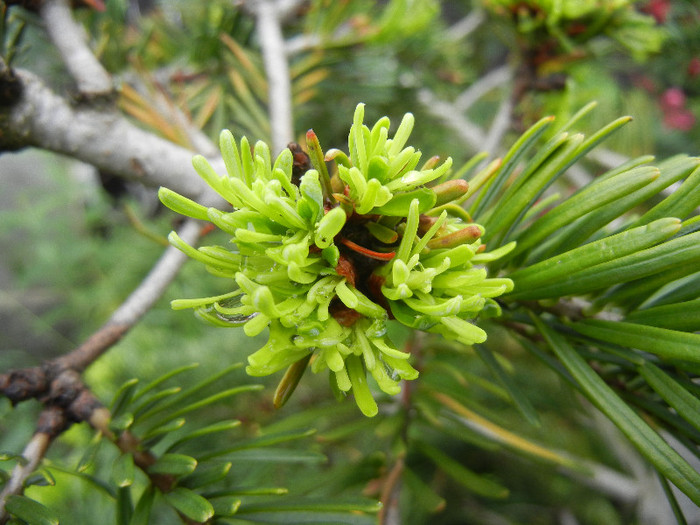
[482,131,583,242]
[510,226,700,301]
[624,299,700,332]
[414,440,509,499]
[533,314,700,506]
[4,495,59,525]
[135,363,244,423]
[109,413,135,433]
[110,379,140,418]
[129,486,155,525]
[131,387,182,421]
[534,155,699,261]
[163,487,214,523]
[473,344,541,427]
[76,433,103,473]
[209,496,242,517]
[507,165,660,261]
[166,419,242,452]
[430,391,579,469]
[220,448,327,464]
[111,452,135,488]
[640,362,700,435]
[472,115,555,217]
[627,163,700,227]
[573,319,700,363]
[148,453,198,476]
[401,465,446,514]
[235,498,381,524]
[116,486,133,525]
[199,427,316,460]
[141,418,186,445]
[179,461,232,489]
[131,364,200,403]
[143,384,263,433]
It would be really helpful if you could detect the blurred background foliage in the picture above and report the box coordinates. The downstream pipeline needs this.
[1,0,700,523]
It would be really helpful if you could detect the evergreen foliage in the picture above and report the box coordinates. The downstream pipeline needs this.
[1,1,699,523]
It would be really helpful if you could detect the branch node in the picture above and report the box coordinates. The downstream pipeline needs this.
[0,368,48,406]
[36,406,70,438]
[0,68,23,108]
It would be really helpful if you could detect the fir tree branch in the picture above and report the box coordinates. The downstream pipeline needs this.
[446,9,486,41]
[0,424,53,524]
[56,218,203,372]
[483,92,513,155]
[0,378,107,524]
[418,66,512,154]
[0,63,222,204]
[39,0,112,96]
[378,457,404,525]
[0,219,203,519]
[252,0,294,153]
[454,65,511,113]
[418,88,486,152]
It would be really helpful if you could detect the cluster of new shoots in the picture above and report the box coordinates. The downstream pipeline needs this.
[159,104,513,416]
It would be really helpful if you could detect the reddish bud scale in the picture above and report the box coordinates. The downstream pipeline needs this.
[288,142,311,185]
[418,214,442,235]
[421,155,441,171]
[330,303,364,327]
[432,179,470,207]
[426,225,482,249]
[200,223,217,236]
[305,129,334,204]
[339,238,396,261]
[335,254,357,287]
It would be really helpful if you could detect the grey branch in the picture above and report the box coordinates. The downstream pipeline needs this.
[0,431,51,524]
[418,88,486,151]
[274,0,307,20]
[418,66,512,154]
[254,0,295,153]
[39,0,112,96]
[0,6,229,516]
[483,93,513,154]
[2,67,223,205]
[446,9,486,41]
[0,219,202,520]
[0,219,203,518]
[56,218,203,372]
[455,66,512,113]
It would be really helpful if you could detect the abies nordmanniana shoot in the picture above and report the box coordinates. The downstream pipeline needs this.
[158,103,513,417]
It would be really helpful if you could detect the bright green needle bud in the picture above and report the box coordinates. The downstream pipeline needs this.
[433,179,470,207]
[273,355,312,409]
[315,207,346,248]
[160,103,513,416]
[158,187,211,221]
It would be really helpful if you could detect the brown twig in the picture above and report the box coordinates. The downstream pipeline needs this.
[0,219,200,388]
[57,219,202,371]
[0,1,272,520]
[0,375,105,524]
[377,455,405,525]
[376,331,425,524]
[0,429,53,524]
[0,219,204,519]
